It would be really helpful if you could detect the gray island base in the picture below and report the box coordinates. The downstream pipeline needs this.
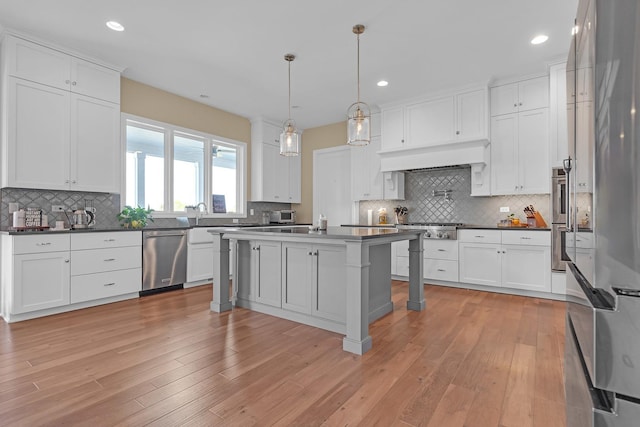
[209,226,424,355]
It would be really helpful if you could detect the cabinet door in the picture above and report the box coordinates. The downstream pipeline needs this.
[459,242,501,287]
[287,154,301,203]
[7,36,70,90]
[312,245,346,323]
[350,145,368,200]
[282,243,312,314]
[456,89,486,141]
[70,94,121,193]
[13,252,70,314]
[490,114,519,195]
[406,96,454,147]
[575,101,593,192]
[6,77,70,189]
[187,244,214,282]
[381,106,405,150]
[260,143,281,201]
[367,137,384,199]
[71,58,120,103]
[253,241,281,307]
[518,77,549,111]
[501,245,551,292]
[549,63,569,167]
[518,108,550,194]
[490,83,519,116]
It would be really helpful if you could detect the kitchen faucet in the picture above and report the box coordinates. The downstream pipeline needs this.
[195,202,208,225]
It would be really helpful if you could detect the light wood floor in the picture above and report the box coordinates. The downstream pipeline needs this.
[0,281,567,426]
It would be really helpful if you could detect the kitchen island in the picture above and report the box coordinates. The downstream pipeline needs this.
[208,226,424,354]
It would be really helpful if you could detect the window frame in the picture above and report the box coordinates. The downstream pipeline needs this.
[121,113,247,218]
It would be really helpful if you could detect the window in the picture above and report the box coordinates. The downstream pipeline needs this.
[123,114,246,217]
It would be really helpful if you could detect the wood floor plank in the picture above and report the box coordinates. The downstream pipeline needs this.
[0,283,567,426]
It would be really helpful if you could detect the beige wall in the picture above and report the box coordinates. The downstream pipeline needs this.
[120,77,346,221]
[292,121,347,223]
[120,78,253,197]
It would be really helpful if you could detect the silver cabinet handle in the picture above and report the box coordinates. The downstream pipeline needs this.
[401,139,405,143]
[313,251,318,256]
[103,282,116,287]
[65,79,70,84]
[65,259,70,263]
[104,239,116,242]
[72,81,77,86]
[497,251,500,253]
[71,180,77,184]
[104,258,116,262]
[513,103,517,107]
[437,269,446,272]
[36,242,52,246]
[437,249,446,252]
[519,102,523,106]
[475,235,485,238]
[520,237,531,240]
[455,130,460,135]
[65,180,70,184]
[503,250,506,254]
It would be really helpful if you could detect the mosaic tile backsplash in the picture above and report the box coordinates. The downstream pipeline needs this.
[0,187,291,229]
[359,166,552,226]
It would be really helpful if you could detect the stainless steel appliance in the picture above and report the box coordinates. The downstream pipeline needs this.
[70,208,95,229]
[551,167,568,271]
[142,229,188,294]
[564,0,640,425]
[396,223,463,240]
[269,210,296,224]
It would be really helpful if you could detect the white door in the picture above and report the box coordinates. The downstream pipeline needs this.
[458,242,501,287]
[187,244,214,282]
[7,36,70,90]
[490,114,519,195]
[490,83,519,116]
[253,240,282,307]
[381,106,404,150]
[517,77,549,111]
[501,245,551,292]
[456,89,486,140]
[13,252,70,314]
[70,94,121,193]
[312,245,346,323]
[287,154,302,203]
[518,108,550,194]
[282,242,312,314]
[70,57,120,103]
[313,146,352,227]
[6,77,70,189]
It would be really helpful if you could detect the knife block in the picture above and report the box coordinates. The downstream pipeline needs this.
[533,212,547,228]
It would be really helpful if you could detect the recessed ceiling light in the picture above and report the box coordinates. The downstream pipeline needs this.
[377,80,389,87]
[530,34,549,45]
[106,21,125,32]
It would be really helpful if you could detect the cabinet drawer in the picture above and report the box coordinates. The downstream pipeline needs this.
[458,229,501,244]
[71,246,141,275]
[70,268,141,303]
[424,259,459,282]
[501,230,550,246]
[71,231,141,250]
[424,239,458,260]
[13,234,70,254]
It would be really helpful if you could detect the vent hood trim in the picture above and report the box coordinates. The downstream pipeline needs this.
[378,139,489,172]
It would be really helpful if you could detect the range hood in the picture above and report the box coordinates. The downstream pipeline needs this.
[378,139,489,173]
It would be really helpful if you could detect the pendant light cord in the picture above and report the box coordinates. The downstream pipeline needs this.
[288,59,292,121]
[356,32,360,105]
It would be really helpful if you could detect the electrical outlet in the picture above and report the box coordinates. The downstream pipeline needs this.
[500,206,510,213]
[233,218,239,223]
[250,209,255,215]
[52,205,65,212]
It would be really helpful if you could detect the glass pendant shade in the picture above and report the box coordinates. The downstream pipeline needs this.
[347,102,371,146]
[280,119,300,156]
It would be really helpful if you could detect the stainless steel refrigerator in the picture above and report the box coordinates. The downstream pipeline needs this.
[564,0,640,425]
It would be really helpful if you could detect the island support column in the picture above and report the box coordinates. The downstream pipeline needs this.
[210,231,232,312]
[407,235,425,311]
[343,240,372,355]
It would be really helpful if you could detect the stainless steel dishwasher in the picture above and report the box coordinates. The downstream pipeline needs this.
[142,229,188,294]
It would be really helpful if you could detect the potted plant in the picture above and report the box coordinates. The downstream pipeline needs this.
[117,206,154,229]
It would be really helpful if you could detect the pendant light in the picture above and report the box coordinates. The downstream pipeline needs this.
[280,53,300,156]
[347,24,371,146]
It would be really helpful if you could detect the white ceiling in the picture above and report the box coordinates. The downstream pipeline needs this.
[0,0,578,130]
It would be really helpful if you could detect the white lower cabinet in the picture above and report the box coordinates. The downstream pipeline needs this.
[13,251,71,314]
[186,227,234,285]
[251,240,282,308]
[458,229,551,292]
[1,231,141,322]
[282,242,346,323]
[423,239,459,282]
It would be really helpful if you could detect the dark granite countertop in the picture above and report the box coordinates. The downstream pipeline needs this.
[210,225,422,241]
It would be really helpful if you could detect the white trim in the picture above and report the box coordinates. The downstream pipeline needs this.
[120,113,247,218]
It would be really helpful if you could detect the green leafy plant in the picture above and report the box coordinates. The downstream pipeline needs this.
[117,206,154,229]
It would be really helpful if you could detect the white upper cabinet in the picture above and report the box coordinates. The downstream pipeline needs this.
[490,76,549,116]
[549,63,569,168]
[1,34,122,192]
[5,35,120,103]
[250,118,302,203]
[381,87,488,152]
